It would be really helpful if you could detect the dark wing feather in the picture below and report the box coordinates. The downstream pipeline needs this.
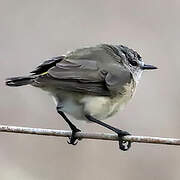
[31,56,65,75]
[36,76,110,95]
[105,70,132,93]
[49,59,104,82]
[42,58,110,95]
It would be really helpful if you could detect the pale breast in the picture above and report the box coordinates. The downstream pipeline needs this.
[80,81,136,120]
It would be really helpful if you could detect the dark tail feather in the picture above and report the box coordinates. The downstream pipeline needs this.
[5,76,35,87]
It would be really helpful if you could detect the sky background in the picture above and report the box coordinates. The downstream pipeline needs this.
[0,0,180,179]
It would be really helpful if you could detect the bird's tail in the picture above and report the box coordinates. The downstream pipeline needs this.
[5,76,35,87]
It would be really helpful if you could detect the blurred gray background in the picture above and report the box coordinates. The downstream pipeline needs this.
[0,0,180,179]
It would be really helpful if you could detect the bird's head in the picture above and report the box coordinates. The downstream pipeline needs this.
[115,45,157,82]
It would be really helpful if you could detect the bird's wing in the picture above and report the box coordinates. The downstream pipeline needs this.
[35,45,132,96]
[36,58,109,96]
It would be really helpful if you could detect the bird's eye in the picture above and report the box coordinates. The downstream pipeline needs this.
[130,60,138,66]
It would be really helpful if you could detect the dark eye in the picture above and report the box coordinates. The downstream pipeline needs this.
[130,60,138,66]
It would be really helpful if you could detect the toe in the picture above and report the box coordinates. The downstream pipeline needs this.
[117,131,131,151]
[67,137,79,145]
[118,138,131,151]
[67,129,81,145]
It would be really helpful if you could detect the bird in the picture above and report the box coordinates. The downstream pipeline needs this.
[5,44,157,151]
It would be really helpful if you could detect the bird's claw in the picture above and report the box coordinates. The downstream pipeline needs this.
[117,130,131,151]
[67,137,79,145]
[67,128,81,145]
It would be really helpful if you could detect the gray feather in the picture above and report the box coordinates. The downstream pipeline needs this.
[34,44,133,96]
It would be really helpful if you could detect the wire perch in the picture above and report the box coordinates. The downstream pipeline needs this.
[0,125,180,146]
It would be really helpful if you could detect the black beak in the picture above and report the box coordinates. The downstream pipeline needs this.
[141,64,158,70]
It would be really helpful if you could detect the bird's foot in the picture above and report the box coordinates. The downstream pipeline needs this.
[115,129,131,151]
[67,127,81,145]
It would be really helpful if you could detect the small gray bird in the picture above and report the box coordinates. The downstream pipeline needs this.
[5,44,157,151]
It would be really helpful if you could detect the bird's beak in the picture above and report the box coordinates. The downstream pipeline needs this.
[141,64,158,70]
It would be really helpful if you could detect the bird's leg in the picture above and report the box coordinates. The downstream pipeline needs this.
[57,107,81,145]
[85,114,131,151]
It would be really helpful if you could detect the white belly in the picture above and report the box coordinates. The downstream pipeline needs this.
[52,83,135,121]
